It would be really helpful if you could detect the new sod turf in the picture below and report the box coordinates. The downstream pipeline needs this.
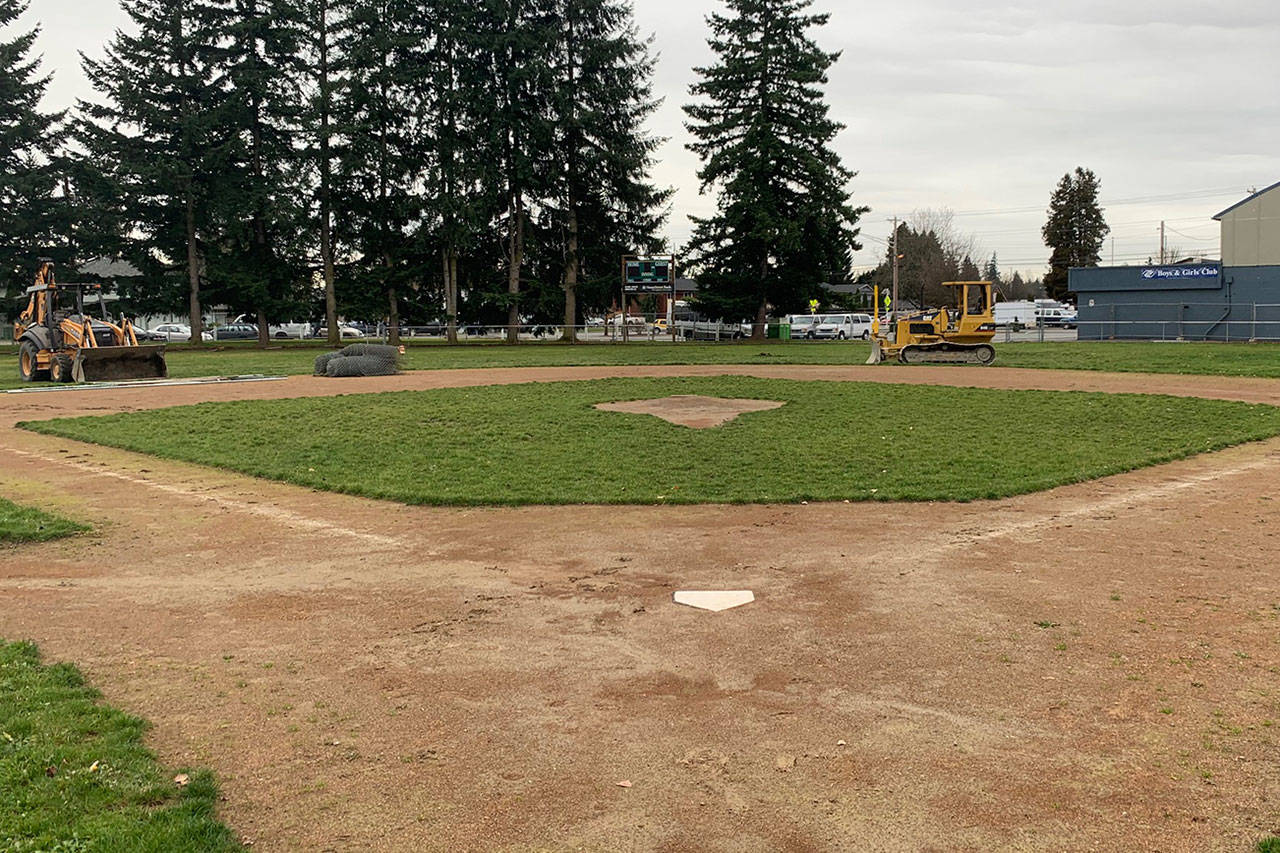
[21,377,1280,505]
[2,339,1280,391]
[0,497,88,544]
[0,641,240,851]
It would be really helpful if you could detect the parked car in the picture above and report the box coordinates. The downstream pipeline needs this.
[212,323,259,341]
[403,322,446,337]
[150,323,214,342]
[270,322,313,339]
[314,324,364,339]
[1038,307,1077,328]
[808,313,872,340]
[652,319,669,334]
[130,326,167,342]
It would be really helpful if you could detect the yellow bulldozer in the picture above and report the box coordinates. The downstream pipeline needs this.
[866,280,997,365]
[14,260,167,383]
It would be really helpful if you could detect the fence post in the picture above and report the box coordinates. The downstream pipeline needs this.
[1252,302,1257,342]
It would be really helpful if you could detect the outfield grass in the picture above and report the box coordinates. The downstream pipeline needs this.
[2,339,1280,391]
[21,377,1280,505]
[0,640,240,851]
[0,497,88,544]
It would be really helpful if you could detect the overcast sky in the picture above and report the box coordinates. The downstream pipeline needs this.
[17,0,1280,277]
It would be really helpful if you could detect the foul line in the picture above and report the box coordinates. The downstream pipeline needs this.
[3,446,404,549]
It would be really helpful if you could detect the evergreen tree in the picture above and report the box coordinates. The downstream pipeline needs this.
[79,0,233,341]
[476,0,558,343]
[683,0,865,338]
[418,0,487,344]
[542,0,669,341]
[202,0,309,343]
[1042,167,1109,301]
[983,252,1001,288]
[333,0,421,345]
[300,0,347,344]
[0,0,63,301]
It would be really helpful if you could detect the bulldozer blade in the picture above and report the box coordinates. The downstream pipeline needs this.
[72,345,168,383]
[865,338,883,365]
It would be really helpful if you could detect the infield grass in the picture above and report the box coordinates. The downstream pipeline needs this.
[0,497,88,544]
[21,377,1280,505]
[2,339,1280,391]
[0,640,240,851]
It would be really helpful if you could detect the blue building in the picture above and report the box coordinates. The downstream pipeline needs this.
[1070,183,1280,341]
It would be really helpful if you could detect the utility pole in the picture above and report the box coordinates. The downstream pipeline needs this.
[891,216,899,320]
[1159,221,1166,265]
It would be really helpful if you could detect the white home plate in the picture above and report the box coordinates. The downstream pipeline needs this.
[673,590,755,612]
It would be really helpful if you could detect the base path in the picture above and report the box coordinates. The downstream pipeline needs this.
[2,365,1279,851]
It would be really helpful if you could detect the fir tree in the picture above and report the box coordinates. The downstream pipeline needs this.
[543,0,669,341]
[0,0,63,300]
[418,0,487,344]
[202,0,309,343]
[300,0,347,344]
[683,0,865,338]
[476,0,558,343]
[333,0,421,345]
[983,252,1001,288]
[1042,167,1109,301]
[79,0,233,340]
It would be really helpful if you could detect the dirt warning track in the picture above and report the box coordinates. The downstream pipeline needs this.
[3,365,1279,852]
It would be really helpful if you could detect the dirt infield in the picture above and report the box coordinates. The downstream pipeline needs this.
[3,365,1279,851]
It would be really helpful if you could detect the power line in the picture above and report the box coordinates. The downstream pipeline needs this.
[946,186,1250,218]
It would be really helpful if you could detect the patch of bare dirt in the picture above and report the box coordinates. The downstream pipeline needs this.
[2,364,1279,851]
[594,395,785,428]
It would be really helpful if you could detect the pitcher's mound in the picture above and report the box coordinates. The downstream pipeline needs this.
[594,395,784,429]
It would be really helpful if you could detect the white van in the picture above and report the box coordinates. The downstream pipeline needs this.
[792,313,872,340]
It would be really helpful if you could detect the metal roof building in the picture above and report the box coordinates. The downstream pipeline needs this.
[1069,184,1280,341]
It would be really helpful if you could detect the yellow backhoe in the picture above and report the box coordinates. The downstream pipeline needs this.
[866,281,997,365]
[14,260,167,383]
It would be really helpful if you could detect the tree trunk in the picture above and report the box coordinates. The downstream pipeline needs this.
[753,257,768,340]
[256,308,269,346]
[444,248,458,344]
[561,206,578,342]
[506,201,522,345]
[385,254,399,346]
[318,2,338,348]
[185,191,202,345]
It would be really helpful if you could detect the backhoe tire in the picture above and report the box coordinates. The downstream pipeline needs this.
[19,341,47,382]
[51,354,75,383]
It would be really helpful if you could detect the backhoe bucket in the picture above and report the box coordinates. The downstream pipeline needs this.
[72,345,168,383]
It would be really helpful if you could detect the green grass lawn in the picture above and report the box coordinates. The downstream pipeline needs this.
[0,497,88,544]
[0,640,240,852]
[2,339,1280,391]
[21,377,1280,505]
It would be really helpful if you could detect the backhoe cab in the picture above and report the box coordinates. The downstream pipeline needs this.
[867,281,997,366]
[14,259,167,383]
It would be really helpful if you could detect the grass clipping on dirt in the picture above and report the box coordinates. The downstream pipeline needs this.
[20,376,1280,505]
[0,497,88,544]
[0,641,240,851]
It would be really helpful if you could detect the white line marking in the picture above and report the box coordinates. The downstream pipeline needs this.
[4,447,403,549]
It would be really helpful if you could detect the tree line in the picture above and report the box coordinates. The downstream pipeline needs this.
[2,0,671,345]
[1,0,1110,344]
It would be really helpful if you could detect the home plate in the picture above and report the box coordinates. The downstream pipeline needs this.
[673,590,755,612]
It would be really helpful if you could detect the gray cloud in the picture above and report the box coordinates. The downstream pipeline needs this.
[22,0,1280,275]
